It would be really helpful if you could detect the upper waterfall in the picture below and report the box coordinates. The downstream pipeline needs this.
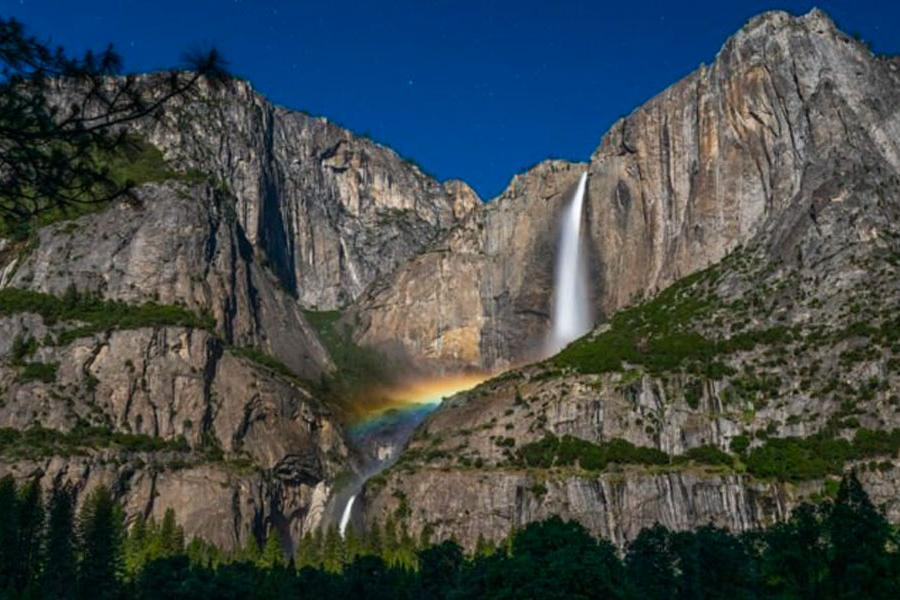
[547,171,592,355]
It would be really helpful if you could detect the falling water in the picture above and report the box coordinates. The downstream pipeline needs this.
[548,171,591,354]
[339,494,356,538]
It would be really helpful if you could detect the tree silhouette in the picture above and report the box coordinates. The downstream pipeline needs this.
[625,523,678,600]
[0,472,893,598]
[0,476,19,591]
[826,471,894,598]
[0,17,228,234]
[76,486,124,600]
[16,479,44,593]
[41,485,77,600]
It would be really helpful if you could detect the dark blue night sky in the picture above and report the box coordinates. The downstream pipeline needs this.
[7,1,899,199]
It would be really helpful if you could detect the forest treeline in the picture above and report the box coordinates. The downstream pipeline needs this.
[0,473,897,599]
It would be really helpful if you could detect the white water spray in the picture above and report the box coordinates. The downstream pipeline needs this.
[339,494,356,538]
[548,171,592,354]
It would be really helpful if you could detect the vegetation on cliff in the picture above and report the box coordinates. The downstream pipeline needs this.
[514,430,900,482]
[0,287,214,342]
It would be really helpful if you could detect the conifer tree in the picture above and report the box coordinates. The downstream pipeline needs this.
[321,526,344,573]
[16,479,44,592]
[826,471,893,598]
[76,486,124,600]
[41,486,77,600]
[159,508,184,556]
[260,526,286,568]
[294,530,318,570]
[366,521,383,558]
[0,476,20,590]
[236,532,261,563]
[123,514,148,575]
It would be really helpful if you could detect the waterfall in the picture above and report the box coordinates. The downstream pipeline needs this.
[339,494,356,538]
[548,171,591,354]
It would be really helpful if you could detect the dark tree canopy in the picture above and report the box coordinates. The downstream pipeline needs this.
[0,473,896,599]
[0,17,227,235]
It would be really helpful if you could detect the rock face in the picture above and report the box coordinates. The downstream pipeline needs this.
[0,317,349,549]
[350,9,900,373]
[359,9,900,548]
[132,79,478,310]
[350,160,587,373]
[2,182,331,380]
[2,7,900,554]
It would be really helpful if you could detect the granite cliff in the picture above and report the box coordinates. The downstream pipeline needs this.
[358,9,900,548]
[1,8,899,554]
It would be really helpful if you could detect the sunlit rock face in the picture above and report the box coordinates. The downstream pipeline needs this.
[111,78,478,311]
[349,9,900,374]
[349,160,587,374]
[583,9,900,316]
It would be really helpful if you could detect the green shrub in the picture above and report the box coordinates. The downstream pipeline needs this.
[17,361,58,383]
[228,346,297,381]
[0,424,190,459]
[730,435,751,454]
[517,434,668,472]
[0,288,215,342]
[745,428,900,481]
[553,264,793,377]
[679,445,733,467]
[10,335,38,364]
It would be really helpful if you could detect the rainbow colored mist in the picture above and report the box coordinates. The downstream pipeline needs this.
[345,374,487,437]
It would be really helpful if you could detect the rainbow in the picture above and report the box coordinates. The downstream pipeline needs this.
[345,373,488,437]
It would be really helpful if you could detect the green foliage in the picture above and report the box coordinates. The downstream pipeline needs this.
[77,486,125,599]
[9,335,37,364]
[228,346,298,382]
[745,428,900,481]
[554,265,792,377]
[0,475,896,598]
[516,434,669,471]
[677,444,734,467]
[0,425,189,459]
[302,309,386,404]
[730,434,751,454]
[0,287,215,343]
[16,360,58,383]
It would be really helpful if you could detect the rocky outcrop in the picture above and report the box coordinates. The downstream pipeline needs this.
[350,9,900,373]
[130,79,478,309]
[362,461,900,550]
[350,160,586,373]
[1,182,330,380]
[0,457,335,551]
[0,317,349,548]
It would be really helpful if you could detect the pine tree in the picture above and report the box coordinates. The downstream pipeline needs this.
[321,526,344,573]
[76,486,124,600]
[123,514,148,575]
[294,530,318,569]
[41,486,77,600]
[474,533,495,558]
[236,532,261,563]
[625,524,677,600]
[366,521,383,558]
[826,472,893,598]
[0,475,20,590]
[382,517,399,564]
[260,526,286,568]
[159,508,184,556]
[16,479,44,592]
